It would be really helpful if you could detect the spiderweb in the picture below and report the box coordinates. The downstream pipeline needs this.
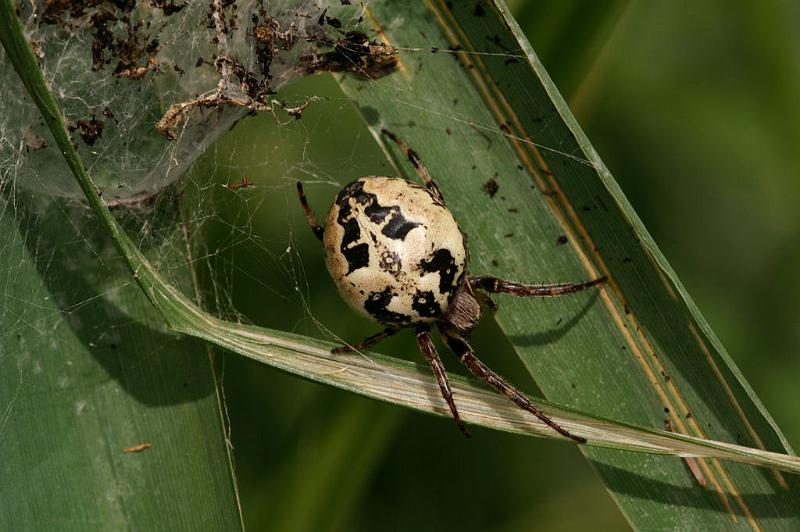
[0,2,607,527]
[0,0,404,342]
[0,0,601,370]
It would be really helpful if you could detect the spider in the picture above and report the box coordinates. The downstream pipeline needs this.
[296,129,605,442]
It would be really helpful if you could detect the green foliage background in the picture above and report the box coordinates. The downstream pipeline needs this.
[195,2,800,530]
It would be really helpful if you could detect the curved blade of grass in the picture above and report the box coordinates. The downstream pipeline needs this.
[4,0,800,525]
[0,3,243,530]
[329,0,800,528]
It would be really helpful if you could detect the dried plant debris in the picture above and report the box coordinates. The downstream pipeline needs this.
[303,30,398,80]
[31,0,397,147]
[69,116,105,146]
[22,129,48,152]
[150,0,187,16]
[159,4,397,140]
[157,94,266,141]
[252,10,297,82]
[41,0,167,79]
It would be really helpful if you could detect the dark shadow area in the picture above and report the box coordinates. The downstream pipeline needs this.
[505,288,600,347]
[593,460,800,519]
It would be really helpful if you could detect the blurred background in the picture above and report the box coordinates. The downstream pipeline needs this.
[195,2,800,530]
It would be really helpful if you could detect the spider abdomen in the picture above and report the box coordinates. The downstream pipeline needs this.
[323,176,468,326]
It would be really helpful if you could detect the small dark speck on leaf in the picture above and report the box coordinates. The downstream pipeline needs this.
[474,3,486,16]
[431,47,439,53]
[359,105,380,125]
[446,127,452,135]
[503,233,514,238]
[483,178,499,197]
[623,257,633,263]
[556,235,568,245]
[491,259,499,267]
[508,207,518,213]
[686,412,692,419]
[664,407,670,414]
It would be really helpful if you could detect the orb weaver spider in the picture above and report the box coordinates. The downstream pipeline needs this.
[297,129,605,442]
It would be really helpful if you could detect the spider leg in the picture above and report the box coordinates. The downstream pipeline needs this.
[332,327,400,354]
[296,182,324,241]
[441,330,586,443]
[381,129,445,203]
[416,326,470,437]
[469,275,606,297]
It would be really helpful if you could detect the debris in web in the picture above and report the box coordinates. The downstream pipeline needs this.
[1,0,395,201]
[302,30,398,80]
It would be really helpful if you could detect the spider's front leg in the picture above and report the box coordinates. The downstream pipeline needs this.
[469,275,606,297]
[381,129,445,204]
[296,182,324,241]
[417,326,470,437]
[441,330,586,443]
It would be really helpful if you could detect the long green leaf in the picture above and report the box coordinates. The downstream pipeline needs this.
[0,3,243,530]
[4,1,799,529]
[329,0,799,528]
[1,0,799,473]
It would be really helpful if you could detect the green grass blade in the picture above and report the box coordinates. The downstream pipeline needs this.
[0,3,243,530]
[329,0,800,528]
[4,1,800,529]
[3,0,800,474]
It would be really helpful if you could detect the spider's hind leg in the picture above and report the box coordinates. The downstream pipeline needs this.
[441,330,586,443]
[296,182,324,242]
[417,326,470,437]
[469,275,606,297]
[381,129,445,203]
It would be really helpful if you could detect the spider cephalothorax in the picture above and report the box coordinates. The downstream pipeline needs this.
[297,129,605,442]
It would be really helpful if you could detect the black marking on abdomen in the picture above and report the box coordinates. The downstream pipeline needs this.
[381,213,420,240]
[335,182,369,274]
[338,178,421,241]
[420,248,460,295]
[338,216,370,273]
[412,290,441,318]
[364,287,409,325]
[342,242,370,274]
[363,193,421,240]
